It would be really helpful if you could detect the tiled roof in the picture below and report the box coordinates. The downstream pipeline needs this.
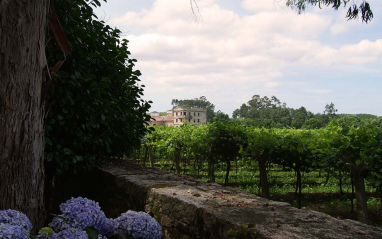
[150,115,174,122]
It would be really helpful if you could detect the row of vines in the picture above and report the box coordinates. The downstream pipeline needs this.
[133,118,382,224]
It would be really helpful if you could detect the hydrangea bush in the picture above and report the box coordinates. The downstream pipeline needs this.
[0,197,163,239]
[115,211,162,239]
[0,210,32,239]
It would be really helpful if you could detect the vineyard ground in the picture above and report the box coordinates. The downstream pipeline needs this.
[133,158,382,228]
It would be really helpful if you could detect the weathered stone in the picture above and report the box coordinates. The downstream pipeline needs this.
[93,162,382,239]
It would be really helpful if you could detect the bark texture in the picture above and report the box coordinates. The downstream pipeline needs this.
[352,168,369,224]
[256,150,270,199]
[0,0,49,230]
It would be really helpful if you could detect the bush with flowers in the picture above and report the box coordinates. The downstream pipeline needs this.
[0,197,162,239]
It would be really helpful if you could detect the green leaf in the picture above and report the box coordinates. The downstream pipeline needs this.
[45,137,52,146]
[85,227,99,239]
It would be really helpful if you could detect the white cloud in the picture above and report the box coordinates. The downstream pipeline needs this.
[102,0,382,115]
[299,39,382,67]
[340,39,382,64]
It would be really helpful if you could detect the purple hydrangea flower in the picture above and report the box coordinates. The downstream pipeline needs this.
[0,223,30,239]
[47,215,71,231]
[59,197,107,230]
[115,211,162,239]
[47,228,88,239]
[0,209,32,233]
[95,217,117,237]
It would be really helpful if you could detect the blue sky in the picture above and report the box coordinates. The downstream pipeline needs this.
[94,0,382,116]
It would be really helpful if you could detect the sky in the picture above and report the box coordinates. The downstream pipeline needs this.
[93,0,382,116]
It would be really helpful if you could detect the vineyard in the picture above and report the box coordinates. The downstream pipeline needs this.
[131,119,382,226]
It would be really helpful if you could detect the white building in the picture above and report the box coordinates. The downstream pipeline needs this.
[149,107,207,126]
[172,107,207,126]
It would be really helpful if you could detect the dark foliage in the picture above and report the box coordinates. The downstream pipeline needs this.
[45,0,151,174]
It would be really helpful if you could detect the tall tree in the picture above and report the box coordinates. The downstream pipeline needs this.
[324,102,338,119]
[233,94,292,128]
[213,110,230,122]
[0,0,49,229]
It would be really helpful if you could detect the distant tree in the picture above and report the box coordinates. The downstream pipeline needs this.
[337,113,378,120]
[172,96,216,122]
[233,94,292,128]
[302,114,330,129]
[324,102,338,119]
[232,104,249,118]
[291,107,310,129]
[265,107,291,127]
[213,111,230,123]
[301,118,321,129]
[286,0,374,23]
[232,109,240,118]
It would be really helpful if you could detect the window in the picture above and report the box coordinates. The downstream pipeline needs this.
[198,113,200,116]
[176,119,178,122]
[198,119,200,122]
[184,112,186,115]
[194,113,196,116]
[189,112,191,115]
[188,119,190,122]
[180,118,182,122]
[194,119,195,122]
[176,112,178,116]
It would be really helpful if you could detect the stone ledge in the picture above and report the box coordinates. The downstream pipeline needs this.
[97,162,382,239]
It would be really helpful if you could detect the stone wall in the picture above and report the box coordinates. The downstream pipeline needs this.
[47,161,382,239]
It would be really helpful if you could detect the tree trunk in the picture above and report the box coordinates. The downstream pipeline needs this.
[208,161,215,183]
[324,170,330,186]
[256,150,270,199]
[0,0,49,230]
[296,168,302,209]
[136,147,141,164]
[174,149,181,174]
[350,171,354,213]
[338,170,343,195]
[235,158,238,177]
[148,145,154,168]
[143,145,148,165]
[224,158,231,186]
[352,167,369,224]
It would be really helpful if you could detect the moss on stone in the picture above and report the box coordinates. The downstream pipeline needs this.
[226,224,260,239]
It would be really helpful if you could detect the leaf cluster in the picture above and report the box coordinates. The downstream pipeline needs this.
[44,0,151,174]
[286,0,373,22]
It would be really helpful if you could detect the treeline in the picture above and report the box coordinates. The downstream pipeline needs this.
[137,118,382,224]
[231,95,378,129]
